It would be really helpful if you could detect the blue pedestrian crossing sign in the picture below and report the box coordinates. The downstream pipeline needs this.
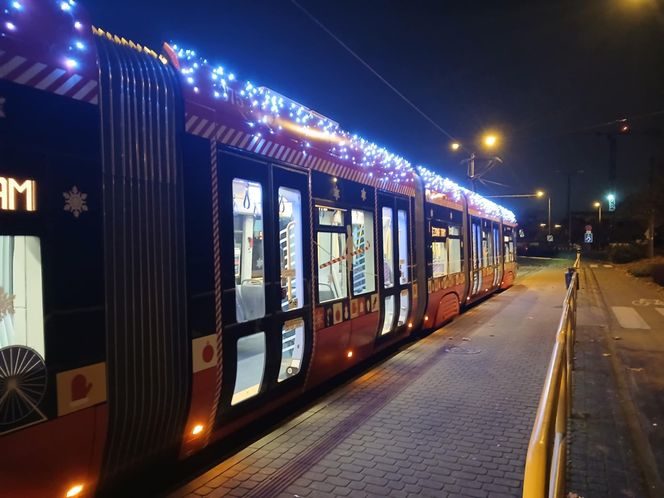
[584,231,593,243]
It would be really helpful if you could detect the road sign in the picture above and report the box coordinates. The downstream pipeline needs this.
[584,231,593,243]
[585,225,592,232]
[546,234,554,242]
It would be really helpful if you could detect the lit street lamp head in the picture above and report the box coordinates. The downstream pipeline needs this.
[483,134,498,148]
[536,190,545,198]
[593,201,601,208]
[450,142,461,151]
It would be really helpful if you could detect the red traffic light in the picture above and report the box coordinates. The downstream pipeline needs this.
[618,120,630,134]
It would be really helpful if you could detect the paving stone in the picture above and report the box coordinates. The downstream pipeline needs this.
[172,267,568,498]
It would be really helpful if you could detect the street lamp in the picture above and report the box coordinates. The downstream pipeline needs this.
[450,132,502,192]
[593,201,602,223]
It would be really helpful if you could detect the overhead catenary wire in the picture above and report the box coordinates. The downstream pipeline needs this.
[288,0,457,141]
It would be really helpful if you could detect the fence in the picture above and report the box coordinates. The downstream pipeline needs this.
[522,253,580,497]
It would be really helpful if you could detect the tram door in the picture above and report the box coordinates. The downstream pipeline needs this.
[377,193,412,336]
[217,151,312,416]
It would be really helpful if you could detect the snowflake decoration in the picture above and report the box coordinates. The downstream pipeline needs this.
[0,287,15,319]
[361,188,367,201]
[63,186,88,218]
[332,185,341,200]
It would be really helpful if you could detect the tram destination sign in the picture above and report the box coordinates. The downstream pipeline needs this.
[0,176,37,212]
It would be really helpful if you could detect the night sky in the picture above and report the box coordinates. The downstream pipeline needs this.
[84,0,664,220]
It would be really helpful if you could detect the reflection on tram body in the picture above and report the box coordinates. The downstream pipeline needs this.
[232,179,265,322]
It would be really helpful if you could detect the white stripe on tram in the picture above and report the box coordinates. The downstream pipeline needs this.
[0,56,27,78]
[14,63,47,84]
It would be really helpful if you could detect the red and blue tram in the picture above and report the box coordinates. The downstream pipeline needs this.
[0,2,517,496]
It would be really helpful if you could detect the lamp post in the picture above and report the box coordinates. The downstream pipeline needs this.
[593,201,602,223]
[450,132,502,192]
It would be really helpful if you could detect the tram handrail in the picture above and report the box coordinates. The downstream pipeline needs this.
[522,253,580,498]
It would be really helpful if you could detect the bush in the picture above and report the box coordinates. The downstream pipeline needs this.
[609,244,645,264]
[653,264,664,287]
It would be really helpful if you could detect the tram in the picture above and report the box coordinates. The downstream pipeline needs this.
[0,2,517,496]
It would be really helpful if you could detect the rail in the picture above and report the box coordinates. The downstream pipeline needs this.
[522,252,580,498]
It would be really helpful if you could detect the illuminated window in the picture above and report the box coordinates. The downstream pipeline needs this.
[0,236,44,357]
[448,226,462,274]
[397,209,409,284]
[317,232,347,303]
[232,179,265,323]
[232,332,266,405]
[482,228,490,268]
[351,210,375,296]
[382,207,394,288]
[278,319,305,382]
[432,241,447,277]
[318,206,344,226]
[504,234,515,263]
[397,290,409,327]
[278,188,303,311]
[381,295,395,335]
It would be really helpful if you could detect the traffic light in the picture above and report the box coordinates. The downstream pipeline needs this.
[607,193,616,212]
[618,120,630,135]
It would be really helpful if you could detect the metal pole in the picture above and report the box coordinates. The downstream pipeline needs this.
[548,197,551,236]
[598,205,602,224]
[469,152,476,192]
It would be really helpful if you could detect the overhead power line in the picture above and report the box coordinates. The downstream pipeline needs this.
[288,0,457,141]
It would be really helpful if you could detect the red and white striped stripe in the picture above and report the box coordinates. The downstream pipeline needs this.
[0,51,98,104]
[184,112,415,196]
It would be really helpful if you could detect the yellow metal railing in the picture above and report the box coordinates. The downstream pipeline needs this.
[523,253,580,498]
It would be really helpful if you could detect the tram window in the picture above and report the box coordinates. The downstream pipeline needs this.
[472,222,481,270]
[432,241,447,277]
[318,206,344,227]
[278,319,305,382]
[493,227,500,265]
[232,179,265,323]
[381,295,395,335]
[504,235,515,263]
[397,290,409,327]
[0,236,45,358]
[382,207,394,288]
[317,232,347,303]
[448,226,462,274]
[278,188,303,311]
[351,210,376,296]
[232,332,266,405]
[482,229,490,268]
[397,209,409,284]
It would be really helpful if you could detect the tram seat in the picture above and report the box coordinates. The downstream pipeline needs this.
[238,281,264,322]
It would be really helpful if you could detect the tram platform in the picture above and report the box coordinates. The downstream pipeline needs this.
[170,261,569,498]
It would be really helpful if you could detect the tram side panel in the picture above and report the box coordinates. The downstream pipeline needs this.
[0,80,107,496]
[422,200,465,330]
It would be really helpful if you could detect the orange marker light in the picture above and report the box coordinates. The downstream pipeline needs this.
[66,485,84,498]
[424,315,429,321]
[408,322,413,328]
[346,350,353,358]
[192,424,204,436]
